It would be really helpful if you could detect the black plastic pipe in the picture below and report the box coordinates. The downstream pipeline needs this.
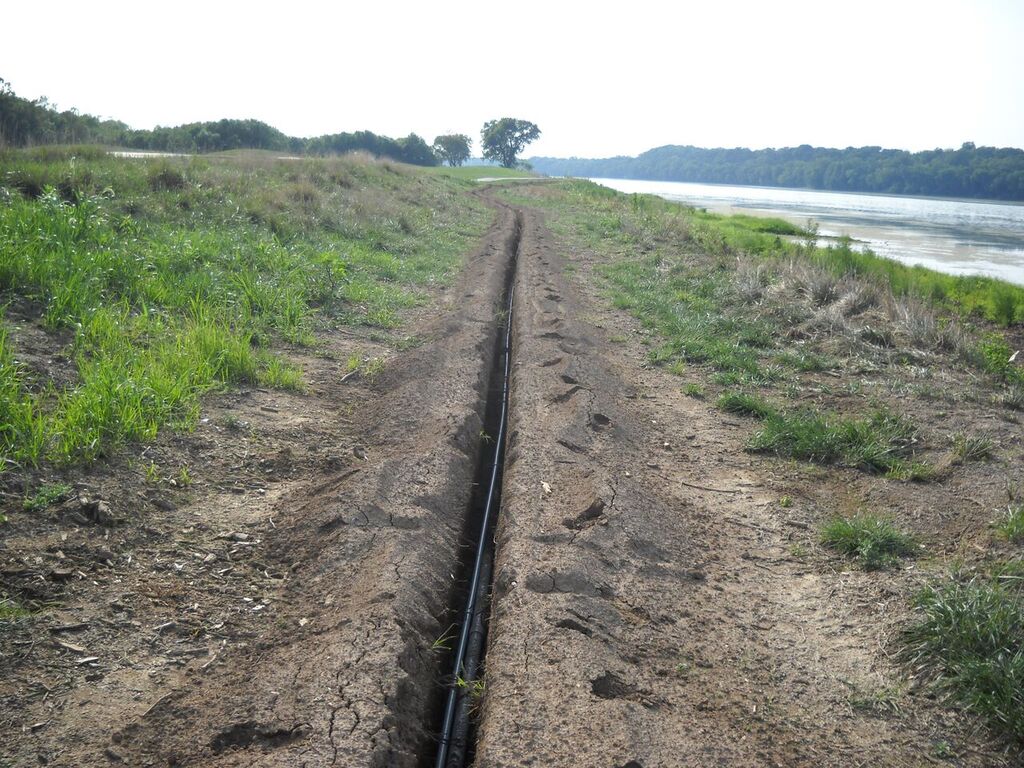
[434,278,515,768]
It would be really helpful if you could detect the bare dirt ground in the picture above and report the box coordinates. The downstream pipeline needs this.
[1,187,1017,767]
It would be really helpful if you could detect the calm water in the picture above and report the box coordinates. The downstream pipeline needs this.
[590,178,1024,286]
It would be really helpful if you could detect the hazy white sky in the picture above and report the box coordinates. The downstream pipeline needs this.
[4,0,1023,157]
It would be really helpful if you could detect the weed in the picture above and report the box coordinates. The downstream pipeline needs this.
[23,482,72,512]
[821,514,918,570]
[221,414,246,431]
[361,357,386,379]
[144,461,161,484]
[902,576,1024,746]
[1002,385,1024,412]
[779,495,793,508]
[455,675,486,698]
[431,624,457,652]
[977,335,1024,385]
[717,391,775,419]
[931,741,955,760]
[177,465,192,487]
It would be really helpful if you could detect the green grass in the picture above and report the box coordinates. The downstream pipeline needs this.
[748,408,919,474]
[902,576,1024,746]
[950,431,995,462]
[601,253,775,378]
[821,514,918,570]
[717,391,776,419]
[0,598,32,621]
[0,148,489,466]
[682,382,705,398]
[996,504,1024,543]
[23,482,72,512]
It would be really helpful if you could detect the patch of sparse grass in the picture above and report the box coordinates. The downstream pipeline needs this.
[885,459,937,482]
[23,482,72,512]
[996,504,1024,544]
[0,598,32,621]
[258,353,304,391]
[749,408,919,474]
[717,391,776,419]
[821,514,918,570]
[902,575,1024,746]
[950,431,994,462]
[848,683,906,715]
[776,350,834,372]
[682,382,705,399]
[1001,385,1024,412]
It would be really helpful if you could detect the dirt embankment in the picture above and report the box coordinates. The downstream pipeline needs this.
[113,203,521,767]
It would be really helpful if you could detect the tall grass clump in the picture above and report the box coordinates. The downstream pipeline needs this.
[821,514,918,570]
[903,577,1024,746]
[748,408,919,474]
[717,391,776,419]
[997,504,1024,543]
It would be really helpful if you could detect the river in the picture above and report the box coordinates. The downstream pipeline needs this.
[589,178,1024,286]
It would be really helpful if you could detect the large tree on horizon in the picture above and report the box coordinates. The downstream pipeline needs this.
[481,118,541,168]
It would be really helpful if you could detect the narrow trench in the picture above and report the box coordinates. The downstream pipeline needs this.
[422,210,522,768]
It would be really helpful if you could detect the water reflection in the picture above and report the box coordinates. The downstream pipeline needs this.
[590,178,1024,286]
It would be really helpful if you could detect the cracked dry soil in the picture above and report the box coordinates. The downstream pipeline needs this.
[2,188,1009,767]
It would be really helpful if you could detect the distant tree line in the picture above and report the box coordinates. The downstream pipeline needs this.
[0,78,444,166]
[0,78,127,147]
[530,143,1024,202]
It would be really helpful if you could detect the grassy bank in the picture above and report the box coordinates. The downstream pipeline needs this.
[0,147,490,466]
[498,178,1024,751]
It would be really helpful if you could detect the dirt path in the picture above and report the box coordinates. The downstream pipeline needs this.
[474,201,1001,767]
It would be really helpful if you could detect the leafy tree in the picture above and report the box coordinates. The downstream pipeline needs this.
[432,133,472,166]
[481,118,541,168]
[395,133,438,166]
